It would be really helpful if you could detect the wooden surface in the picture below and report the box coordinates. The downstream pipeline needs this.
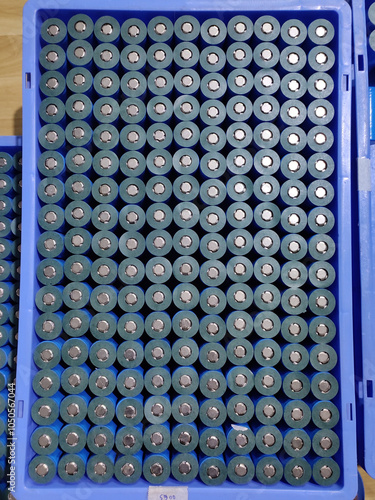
[1,1,375,498]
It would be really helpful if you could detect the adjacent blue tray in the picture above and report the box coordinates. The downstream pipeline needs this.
[15,0,357,499]
[0,135,22,497]
[352,0,375,480]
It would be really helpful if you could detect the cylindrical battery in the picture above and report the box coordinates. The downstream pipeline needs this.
[89,339,117,368]
[117,313,144,342]
[121,71,147,99]
[32,368,62,397]
[143,423,170,453]
[253,257,280,284]
[89,367,117,397]
[171,423,199,453]
[35,286,63,314]
[199,426,226,457]
[171,395,199,424]
[148,16,173,42]
[309,316,336,344]
[307,179,334,206]
[171,366,199,396]
[114,452,143,484]
[283,428,311,458]
[145,285,172,312]
[200,18,227,44]
[36,258,64,286]
[118,258,145,285]
[31,423,62,455]
[254,454,283,485]
[144,367,171,396]
[283,372,310,399]
[145,229,173,257]
[120,99,146,126]
[199,455,227,486]
[58,451,88,483]
[31,395,62,426]
[253,42,279,69]
[171,452,199,483]
[255,425,283,455]
[144,395,171,425]
[62,282,91,310]
[86,452,115,483]
[173,149,199,175]
[308,72,334,99]
[87,423,116,454]
[311,401,340,429]
[65,147,92,174]
[67,14,94,40]
[61,337,90,367]
[310,372,339,400]
[254,15,280,41]
[281,261,308,288]
[118,232,145,258]
[121,18,147,45]
[226,366,254,395]
[254,339,281,367]
[39,97,66,125]
[115,425,143,455]
[94,70,120,97]
[39,44,66,71]
[308,18,335,44]
[145,339,171,367]
[199,398,227,427]
[66,40,93,68]
[66,67,93,95]
[121,45,146,71]
[117,340,144,369]
[147,43,173,71]
[28,452,61,484]
[143,452,170,484]
[146,176,173,203]
[308,207,335,234]
[282,344,309,371]
[284,400,311,429]
[200,152,226,178]
[59,393,90,424]
[116,396,144,426]
[174,15,200,42]
[119,205,146,232]
[94,16,120,43]
[283,457,312,486]
[172,338,199,366]
[146,204,173,231]
[40,71,66,98]
[254,397,283,426]
[173,175,200,203]
[61,365,90,394]
[312,458,340,486]
[148,69,174,96]
[280,234,308,260]
[226,395,253,424]
[312,429,340,458]
[226,453,255,484]
[281,19,307,45]
[254,367,282,396]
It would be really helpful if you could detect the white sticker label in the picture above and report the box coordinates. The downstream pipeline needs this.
[231,424,248,432]
[148,486,188,500]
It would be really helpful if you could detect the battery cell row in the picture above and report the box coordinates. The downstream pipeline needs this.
[28,449,340,486]
[37,148,335,183]
[36,257,335,289]
[36,175,334,207]
[40,15,335,47]
[40,69,335,105]
[39,95,335,129]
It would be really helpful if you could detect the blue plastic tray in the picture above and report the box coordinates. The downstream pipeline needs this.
[15,0,357,498]
[352,0,375,480]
